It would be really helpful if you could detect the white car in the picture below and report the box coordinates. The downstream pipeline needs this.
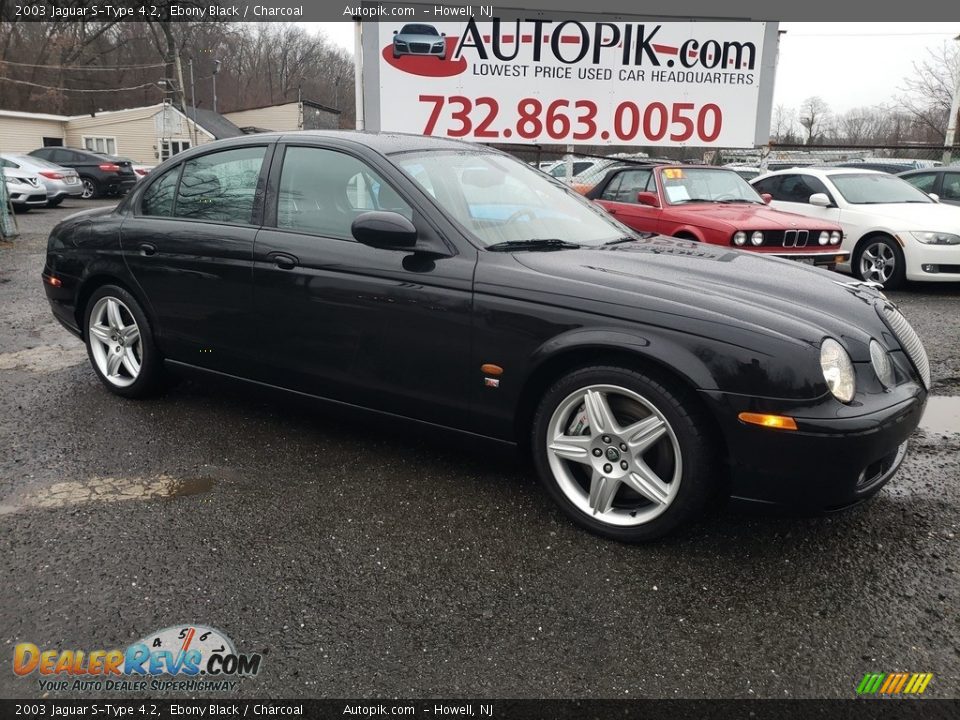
[2,167,48,211]
[752,167,960,288]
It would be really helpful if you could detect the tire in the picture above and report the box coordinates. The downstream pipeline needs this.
[531,365,720,542]
[47,198,63,208]
[80,177,101,200]
[853,235,905,289]
[83,285,162,398]
[12,205,29,214]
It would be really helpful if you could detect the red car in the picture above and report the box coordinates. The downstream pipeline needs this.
[587,165,849,268]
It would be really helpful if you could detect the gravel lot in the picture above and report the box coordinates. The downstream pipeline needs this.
[1,201,958,699]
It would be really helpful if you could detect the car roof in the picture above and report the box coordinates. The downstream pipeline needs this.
[178,130,485,159]
[757,166,887,177]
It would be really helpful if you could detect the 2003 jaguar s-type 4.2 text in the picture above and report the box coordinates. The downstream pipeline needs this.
[42,132,929,541]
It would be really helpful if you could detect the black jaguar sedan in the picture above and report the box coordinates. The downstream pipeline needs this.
[42,132,930,541]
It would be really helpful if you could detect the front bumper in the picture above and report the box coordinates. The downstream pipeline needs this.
[902,235,960,281]
[9,191,48,207]
[752,248,849,268]
[701,382,926,509]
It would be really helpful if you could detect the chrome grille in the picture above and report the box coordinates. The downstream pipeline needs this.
[783,230,809,247]
[410,43,431,53]
[881,305,930,389]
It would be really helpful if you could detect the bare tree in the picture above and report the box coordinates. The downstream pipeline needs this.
[770,104,798,143]
[798,96,830,144]
[900,40,960,142]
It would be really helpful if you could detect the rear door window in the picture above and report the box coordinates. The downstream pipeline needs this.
[174,146,267,224]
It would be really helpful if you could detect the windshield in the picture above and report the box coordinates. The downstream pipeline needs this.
[400,24,438,35]
[660,167,764,204]
[394,151,633,248]
[828,173,933,204]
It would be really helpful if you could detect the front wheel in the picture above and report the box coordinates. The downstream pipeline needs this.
[854,235,905,289]
[532,366,719,542]
[84,285,162,397]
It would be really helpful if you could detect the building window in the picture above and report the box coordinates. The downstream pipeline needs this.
[83,136,117,155]
[159,139,191,161]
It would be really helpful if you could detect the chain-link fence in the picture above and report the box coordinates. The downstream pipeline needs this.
[493,142,959,196]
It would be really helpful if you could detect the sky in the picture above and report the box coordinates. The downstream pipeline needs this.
[301,21,960,115]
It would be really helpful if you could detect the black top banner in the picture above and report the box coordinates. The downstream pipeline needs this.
[2,0,960,23]
[2,699,960,720]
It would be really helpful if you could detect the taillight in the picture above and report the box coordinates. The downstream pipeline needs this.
[135,169,148,176]
[38,171,65,180]
[98,164,121,172]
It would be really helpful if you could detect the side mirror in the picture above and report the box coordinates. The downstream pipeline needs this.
[393,30,398,34]
[441,32,447,37]
[636,191,660,208]
[809,193,831,208]
[351,211,417,250]
[760,193,773,204]
[928,192,940,203]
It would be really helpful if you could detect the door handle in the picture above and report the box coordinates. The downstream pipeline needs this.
[139,242,157,257]
[270,252,298,270]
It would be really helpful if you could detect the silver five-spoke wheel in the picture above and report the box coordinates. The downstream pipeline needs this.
[545,384,682,527]
[858,241,896,285]
[88,296,143,388]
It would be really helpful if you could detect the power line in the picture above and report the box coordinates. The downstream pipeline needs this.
[0,77,162,93]
[0,59,165,70]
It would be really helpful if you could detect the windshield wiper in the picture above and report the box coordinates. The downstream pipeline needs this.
[486,239,582,252]
[673,198,719,204]
[602,236,642,246]
[717,198,762,204]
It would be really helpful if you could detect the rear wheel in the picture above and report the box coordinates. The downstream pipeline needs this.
[854,235,905,289]
[47,197,63,208]
[80,177,101,200]
[84,285,162,397]
[532,365,719,542]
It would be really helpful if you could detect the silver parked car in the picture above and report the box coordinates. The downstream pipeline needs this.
[392,23,446,59]
[2,166,48,211]
[0,153,82,207]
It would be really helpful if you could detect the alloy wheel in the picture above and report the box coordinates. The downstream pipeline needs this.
[81,179,95,199]
[545,384,682,527]
[87,296,143,388]
[859,241,896,285]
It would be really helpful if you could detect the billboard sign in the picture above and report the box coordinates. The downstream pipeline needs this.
[363,16,778,147]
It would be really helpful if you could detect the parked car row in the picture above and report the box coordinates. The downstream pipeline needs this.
[1,147,154,210]
[751,167,960,288]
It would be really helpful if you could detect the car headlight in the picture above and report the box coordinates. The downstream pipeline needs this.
[830,231,841,245]
[869,340,894,389]
[818,231,830,246]
[820,338,856,403]
[750,231,763,246]
[909,231,960,245]
[733,231,747,246]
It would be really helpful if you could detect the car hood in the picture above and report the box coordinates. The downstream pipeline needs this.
[503,236,887,359]
[842,201,960,229]
[670,202,838,229]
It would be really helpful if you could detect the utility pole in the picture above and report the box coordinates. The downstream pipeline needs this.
[188,58,198,146]
[212,59,221,114]
[943,34,960,164]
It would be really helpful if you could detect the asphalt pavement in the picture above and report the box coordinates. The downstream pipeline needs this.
[1,201,958,699]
